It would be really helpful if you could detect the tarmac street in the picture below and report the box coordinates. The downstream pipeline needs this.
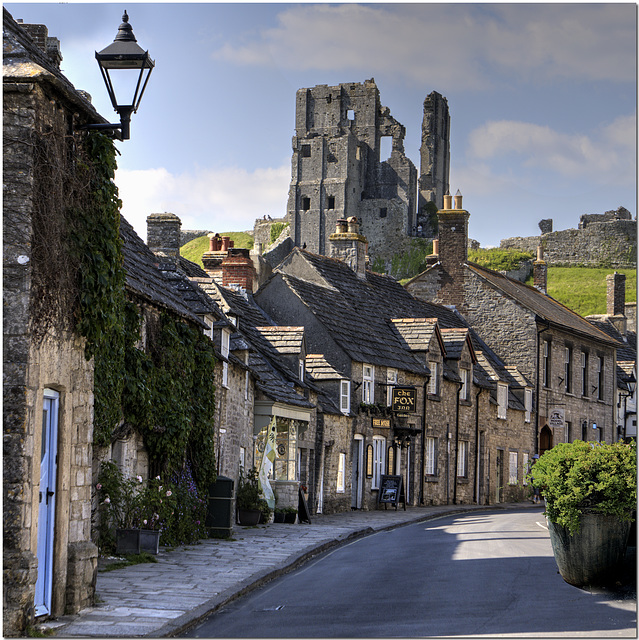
[40,502,635,638]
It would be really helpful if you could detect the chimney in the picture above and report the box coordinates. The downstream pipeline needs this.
[147,213,182,268]
[329,217,368,279]
[438,189,469,270]
[607,272,627,335]
[532,245,547,294]
[19,23,62,69]
[221,248,256,293]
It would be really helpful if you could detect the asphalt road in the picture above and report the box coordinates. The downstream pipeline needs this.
[184,508,637,638]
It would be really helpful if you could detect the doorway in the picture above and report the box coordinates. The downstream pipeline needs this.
[495,449,504,503]
[351,436,364,509]
[540,425,553,456]
[35,389,59,616]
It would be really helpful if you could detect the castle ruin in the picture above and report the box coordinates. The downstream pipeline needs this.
[286,79,449,260]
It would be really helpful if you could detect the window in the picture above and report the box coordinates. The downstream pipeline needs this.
[363,364,375,404]
[524,388,532,423]
[372,436,386,489]
[347,109,355,121]
[425,437,438,476]
[380,136,392,160]
[221,329,230,388]
[457,440,469,477]
[386,368,398,407]
[239,447,246,474]
[299,358,305,382]
[301,144,311,157]
[597,356,605,400]
[428,362,439,395]
[386,444,396,475]
[460,368,469,401]
[508,451,518,485]
[337,453,345,493]
[255,419,298,481]
[564,346,573,393]
[581,351,589,397]
[301,197,311,211]
[340,380,351,415]
[327,195,335,210]
[497,383,508,419]
[522,453,529,485]
[245,370,249,401]
[379,207,387,219]
[543,340,551,388]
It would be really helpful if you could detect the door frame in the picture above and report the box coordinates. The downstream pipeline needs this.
[351,435,364,509]
[35,388,60,617]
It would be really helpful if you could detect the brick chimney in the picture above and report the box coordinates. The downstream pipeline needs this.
[436,189,469,308]
[202,233,234,280]
[606,272,627,335]
[222,248,256,293]
[532,245,547,294]
[147,213,182,268]
[19,22,62,69]
[329,217,368,279]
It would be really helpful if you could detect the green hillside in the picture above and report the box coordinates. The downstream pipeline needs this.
[180,232,254,268]
[541,267,636,317]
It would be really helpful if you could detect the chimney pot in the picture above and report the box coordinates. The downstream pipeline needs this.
[432,238,439,255]
[443,191,452,210]
[453,190,463,209]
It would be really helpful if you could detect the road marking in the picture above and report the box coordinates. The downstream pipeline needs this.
[536,521,548,531]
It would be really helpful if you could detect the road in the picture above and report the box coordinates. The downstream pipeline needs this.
[184,508,637,638]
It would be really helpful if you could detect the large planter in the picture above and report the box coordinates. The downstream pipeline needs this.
[237,508,261,526]
[547,513,632,587]
[116,528,160,555]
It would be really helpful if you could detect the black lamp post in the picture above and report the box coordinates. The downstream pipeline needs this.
[84,11,154,140]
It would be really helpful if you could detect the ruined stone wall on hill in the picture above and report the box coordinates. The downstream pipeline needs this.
[500,219,636,268]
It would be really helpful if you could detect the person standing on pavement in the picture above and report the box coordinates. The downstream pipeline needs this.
[530,454,541,503]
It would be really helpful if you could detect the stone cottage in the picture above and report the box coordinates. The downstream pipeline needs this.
[405,191,622,453]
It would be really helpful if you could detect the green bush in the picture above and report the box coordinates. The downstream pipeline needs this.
[468,247,534,272]
[270,222,289,244]
[530,440,637,534]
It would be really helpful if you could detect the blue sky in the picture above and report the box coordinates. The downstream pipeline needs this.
[6,2,637,247]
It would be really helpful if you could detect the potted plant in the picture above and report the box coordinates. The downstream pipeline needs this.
[530,440,636,587]
[274,506,297,524]
[236,467,268,526]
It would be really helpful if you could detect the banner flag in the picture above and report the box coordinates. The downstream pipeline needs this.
[259,418,277,508]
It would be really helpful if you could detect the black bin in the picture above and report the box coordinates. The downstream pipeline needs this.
[206,475,234,538]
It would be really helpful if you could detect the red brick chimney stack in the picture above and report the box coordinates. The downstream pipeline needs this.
[221,248,256,293]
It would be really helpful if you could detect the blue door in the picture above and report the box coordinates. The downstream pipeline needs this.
[34,389,59,616]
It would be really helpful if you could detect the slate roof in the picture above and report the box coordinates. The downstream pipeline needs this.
[440,328,476,362]
[305,354,347,380]
[389,319,444,355]
[467,263,620,347]
[275,249,517,387]
[587,316,636,389]
[120,217,204,327]
[254,327,305,355]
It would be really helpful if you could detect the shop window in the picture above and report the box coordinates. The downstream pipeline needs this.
[255,419,298,481]
[372,436,386,489]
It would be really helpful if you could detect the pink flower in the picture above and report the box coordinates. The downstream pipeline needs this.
[166,490,172,497]
[143,519,147,525]
[156,476,160,480]
[136,475,143,483]
[103,497,110,504]
[96,483,102,490]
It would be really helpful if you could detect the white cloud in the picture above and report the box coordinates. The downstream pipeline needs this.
[116,164,291,241]
[211,4,636,90]
[466,115,636,186]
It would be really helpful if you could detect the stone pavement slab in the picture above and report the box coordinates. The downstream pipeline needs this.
[45,502,539,638]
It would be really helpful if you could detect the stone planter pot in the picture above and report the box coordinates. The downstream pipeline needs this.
[116,529,160,555]
[237,508,261,526]
[547,513,632,587]
[274,512,285,523]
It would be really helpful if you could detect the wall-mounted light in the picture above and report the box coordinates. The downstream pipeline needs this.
[82,11,154,140]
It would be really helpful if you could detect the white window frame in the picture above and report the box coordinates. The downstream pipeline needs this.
[340,380,351,415]
[337,453,345,493]
[543,340,551,388]
[372,436,385,489]
[386,368,398,407]
[581,351,589,397]
[457,440,468,477]
[564,346,572,393]
[524,388,532,423]
[425,436,437,476]
[221,329,230,388]
[428,362,439,395]
[363,364,375,404]
[497,383,508,420]
[508,451,518,485]
[460,368,469,401]
[597,356,605,400]
[299,358,305,382]
[522,452,529,485]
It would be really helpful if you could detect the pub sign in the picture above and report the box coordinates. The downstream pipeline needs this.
[392,387,416,413]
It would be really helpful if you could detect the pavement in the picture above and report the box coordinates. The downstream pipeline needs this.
[36,501,610,638]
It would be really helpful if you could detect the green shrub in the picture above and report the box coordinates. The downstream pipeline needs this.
[530,440,637,534]
[468,247,534,272]
[269,222,289,244]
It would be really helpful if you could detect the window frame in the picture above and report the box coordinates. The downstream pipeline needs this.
[581,351,589,397]
[497,383,508,420]
[508,451,518,485]
[372,436,385,489]
[524,388,532,423]
[428,361,439,396]
[460,368,470,401]
[221,329,230,388]
[564,345,573,394]
[597,356,605,400]
[425,436,438,476]
[386,368,398,407]
[457,440,469,478]
[336,453,345,493]
[362,364,375,404]
[340,380,351,415]
[543,339,551,388]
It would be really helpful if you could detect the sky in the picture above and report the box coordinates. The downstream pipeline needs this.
[6,2,637,248]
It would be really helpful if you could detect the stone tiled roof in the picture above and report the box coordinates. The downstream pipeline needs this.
[389,318,444,355]
[178,256,209,278]
[254,326,305,355]
[440,328,475,362]
[587,317,636,389]
[160,263,222,319]
[504,366,533,388]
[468,263,621,347]
[120,217,204,327]
[305,354,347,380]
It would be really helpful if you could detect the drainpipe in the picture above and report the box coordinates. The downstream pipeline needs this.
[446,423,450,504]
[420,379,429,505]
[535,318,551,455]
[473,386,483,504]
[453,381,462,504]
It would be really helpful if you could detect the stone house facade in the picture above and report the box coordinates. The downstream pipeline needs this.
[405,192,622,453]
[3,11,109,633]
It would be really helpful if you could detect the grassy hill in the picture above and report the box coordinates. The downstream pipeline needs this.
[180,232,254,269]
[540,267,636,317]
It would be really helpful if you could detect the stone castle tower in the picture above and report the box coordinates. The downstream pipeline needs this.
[286,79,450,260]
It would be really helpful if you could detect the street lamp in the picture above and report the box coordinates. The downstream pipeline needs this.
[84,11,154,140]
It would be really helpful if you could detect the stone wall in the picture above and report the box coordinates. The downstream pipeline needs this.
[500,219,636,268]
